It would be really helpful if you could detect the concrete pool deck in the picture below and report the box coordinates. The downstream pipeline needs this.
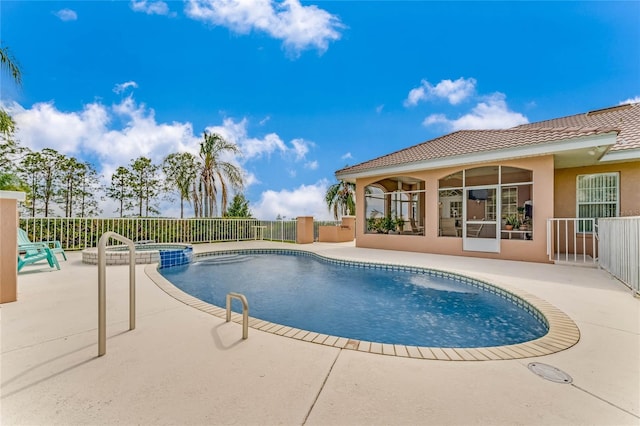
[2,241,639,425]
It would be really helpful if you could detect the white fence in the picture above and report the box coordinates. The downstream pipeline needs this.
[546,218,597,265]
[598,216,640,294]
[19,217,341,249]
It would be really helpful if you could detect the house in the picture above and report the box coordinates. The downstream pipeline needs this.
[335,102,640,263]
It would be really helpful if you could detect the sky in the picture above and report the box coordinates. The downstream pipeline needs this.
[1,0,639,220]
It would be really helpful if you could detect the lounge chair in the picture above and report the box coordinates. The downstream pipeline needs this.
[18,228,67,261]
[17,243,60,272]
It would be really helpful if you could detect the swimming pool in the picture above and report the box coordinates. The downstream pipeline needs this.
[159,249,548,348]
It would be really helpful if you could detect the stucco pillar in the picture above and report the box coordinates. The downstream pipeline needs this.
[296,216,314,244]
[1,191,25,303]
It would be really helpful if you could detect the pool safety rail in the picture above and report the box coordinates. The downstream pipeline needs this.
[226,292,249,339]
[98,232,136,357]
[546,218,597,264]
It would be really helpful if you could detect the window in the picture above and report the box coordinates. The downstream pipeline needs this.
[577,172,619,231]
[364,178,425,235]
[501,187,518,217]
[440,167,534,240]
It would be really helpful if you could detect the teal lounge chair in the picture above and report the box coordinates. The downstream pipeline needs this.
[17,243,60,272]
[18,228,67,261]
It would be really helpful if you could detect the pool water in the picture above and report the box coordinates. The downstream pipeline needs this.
[160,252,547,347]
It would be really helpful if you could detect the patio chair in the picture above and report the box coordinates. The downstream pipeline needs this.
[466,222,484,237]
[439,218,459,236]
[18,228,67,261]
[409,218,424,235]
[17,243,61,272]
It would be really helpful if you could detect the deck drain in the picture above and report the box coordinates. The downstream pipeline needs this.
[528,362,573,384]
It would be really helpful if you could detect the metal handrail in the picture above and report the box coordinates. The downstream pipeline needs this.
[98,232,136,356]
[226,292,249,339]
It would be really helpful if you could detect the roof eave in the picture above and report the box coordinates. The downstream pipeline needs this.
[598,147,640,163]
[335,132,619,181]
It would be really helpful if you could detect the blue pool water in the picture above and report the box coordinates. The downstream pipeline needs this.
[160,251,548,347]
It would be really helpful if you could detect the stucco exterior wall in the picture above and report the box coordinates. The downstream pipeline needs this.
[554,160,640,218]
[354,156,555,263]
[553,160,640,256]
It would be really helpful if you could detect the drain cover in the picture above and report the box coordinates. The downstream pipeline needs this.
[528,362,573,384]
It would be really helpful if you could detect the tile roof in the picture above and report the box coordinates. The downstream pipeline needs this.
[514,102,640,152]
[336,102,639,177]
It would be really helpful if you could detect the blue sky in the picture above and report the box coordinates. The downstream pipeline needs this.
[1,0,639,219]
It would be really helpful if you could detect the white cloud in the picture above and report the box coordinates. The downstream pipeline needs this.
[54,9,78,21]
[184,0,344,55]
[205,118,287,160]
[305,160,318,170]
[205,118,314,164]
[113,81,139,94]
[404,77,476,107]
[620,96,640,105]
[259,115,271,125]
[130,0,175,16]
[404,85,427,107]
[423,93,528,130]
[97,97,200,169]
[6,96,199,184]
[341,152,352,160]
[290,138,311,161]
[375,104,384,114]
[251,180,333,220]
[5,101,109,153]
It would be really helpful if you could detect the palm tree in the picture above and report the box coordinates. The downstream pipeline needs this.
[198,132,243,217]
[0,45,22,85]
[325,180,356,220]
[0,45,26,192]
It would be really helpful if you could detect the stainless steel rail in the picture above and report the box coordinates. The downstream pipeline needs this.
[98,232,136,357]
[225,292,249,339]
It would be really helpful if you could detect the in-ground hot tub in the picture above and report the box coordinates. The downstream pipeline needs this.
[82,243,193,268]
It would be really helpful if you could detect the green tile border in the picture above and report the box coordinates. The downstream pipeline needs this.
[145,248,580,361]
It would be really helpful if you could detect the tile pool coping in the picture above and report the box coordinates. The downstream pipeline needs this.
[145,248,581,361]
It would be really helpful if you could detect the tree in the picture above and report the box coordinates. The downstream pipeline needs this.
[0,44,25,191]
[162,152,198,218]
[58,156,83,217]
[106,166,134,217]
[75,163,103,217]
[325,180,356,220]
[0,110,16,148]
[225,193,252,218]
[0,45,22,85]
[129,156,161,216]
[197,132,244,217]
[58,159,102,217]
[19,149,53,217]
[0,128,27,191]
[0,172,29,192]
[38,148,65,216]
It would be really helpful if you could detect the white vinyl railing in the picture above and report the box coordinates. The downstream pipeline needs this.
[546,218,597,265]
[597,216,640,295]
[19,217,308,250]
